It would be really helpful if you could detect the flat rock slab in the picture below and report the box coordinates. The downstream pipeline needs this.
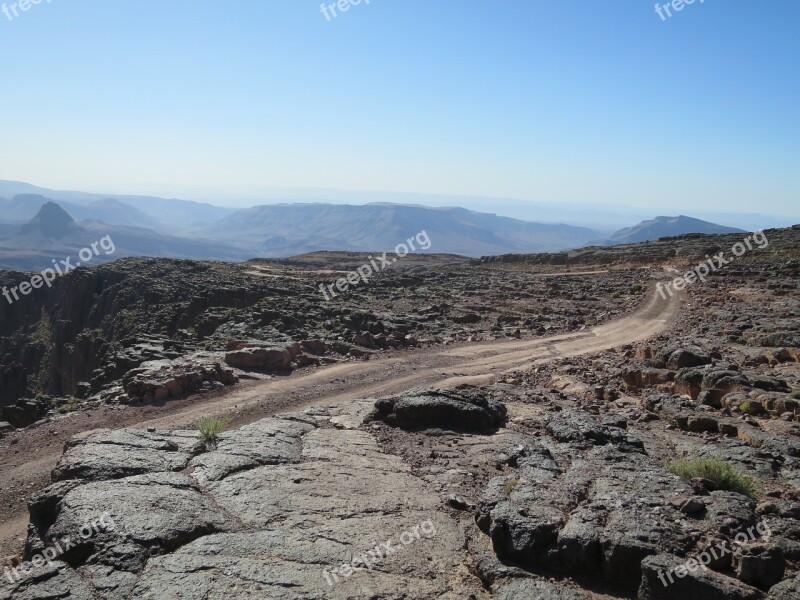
[51,428,204,482]
[3,401,479,599]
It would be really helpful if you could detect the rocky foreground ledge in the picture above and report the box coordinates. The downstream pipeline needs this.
[3,379,800,599]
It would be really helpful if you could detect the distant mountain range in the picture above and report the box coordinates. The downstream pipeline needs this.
[600,215,745,246]
[194,203,601,257]
[0,202,249,271]
[0,180,772,270]
[0,181,234,233]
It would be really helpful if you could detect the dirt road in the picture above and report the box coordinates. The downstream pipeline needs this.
[0,285,681,559]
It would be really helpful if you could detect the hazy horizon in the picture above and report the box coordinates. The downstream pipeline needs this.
[2,178,797,232]
[1,1,798,218]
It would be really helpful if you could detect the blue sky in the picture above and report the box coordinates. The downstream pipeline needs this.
[0,0,798,217]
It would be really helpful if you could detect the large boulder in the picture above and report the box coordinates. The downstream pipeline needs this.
[224,343,300,371]
[0,397,50,428]
[123,358,237,402]
[666,348,713,370]
[370,388,507,431]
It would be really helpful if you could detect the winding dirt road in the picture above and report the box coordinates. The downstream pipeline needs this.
[0,284,682,559]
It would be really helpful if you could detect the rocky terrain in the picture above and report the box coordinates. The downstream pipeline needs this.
[1,225,799,598]
[0,251,645,428]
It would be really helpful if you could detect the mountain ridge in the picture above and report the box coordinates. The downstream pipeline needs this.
[0,203,250,271]
[0,194,762,268]
[602,215,746,246]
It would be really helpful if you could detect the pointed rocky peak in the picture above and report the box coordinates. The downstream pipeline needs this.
[19,200,82,239]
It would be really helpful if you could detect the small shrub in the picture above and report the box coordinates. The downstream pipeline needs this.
[739,401,756,415]
[504,478,519,496]
[196,416,232,448]
[666,456,762,499]
[630,284,644,294]
[611,292,621,299]
[791,391,800,400]
[52,397,83,415]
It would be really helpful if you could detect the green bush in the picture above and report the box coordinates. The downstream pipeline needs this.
[611,291,621,299]
[630,284,644,293]
[666,456,762,499]
[791,391,800,400]
[196,416,232,449]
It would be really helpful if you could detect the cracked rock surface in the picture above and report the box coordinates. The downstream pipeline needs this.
[2,402,482,599]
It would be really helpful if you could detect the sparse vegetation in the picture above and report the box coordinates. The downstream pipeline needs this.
[666,456,763,499]
[31,310,55,394]
[791,391,800,400]
[504,478,519,496]
[51,396,83,415]
[611,291,621,299]
[630,284,644,294]
[120,309,140,334]
[196,416,232,448]
[739,400,761,415]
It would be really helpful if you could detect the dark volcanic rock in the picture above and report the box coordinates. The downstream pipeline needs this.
[474,434,763,592]
[733,542,786,590]
[639,553,763,600]
[760,332,800,348]
[0,397,49,427]
[766,574,800,599]
[51,428,204,482]
[370,388,507,431]
[666,348,713,370]
[5,402,477,599]
[122,357,237,402]
[545,412,646,452]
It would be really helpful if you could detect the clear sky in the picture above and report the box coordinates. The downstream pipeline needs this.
[0,0,798,216]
